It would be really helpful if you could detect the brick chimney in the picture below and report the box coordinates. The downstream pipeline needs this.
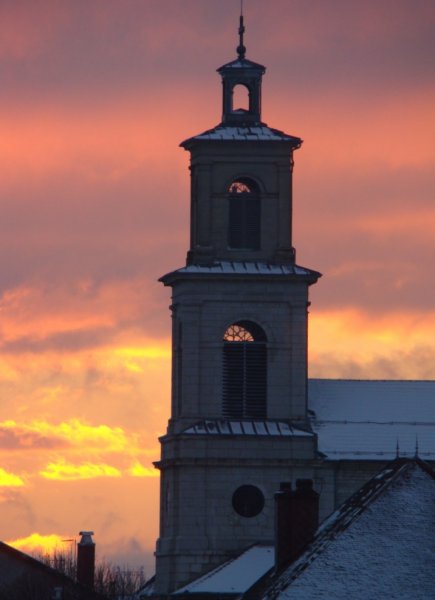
[274,479,319,570]
[77,531,95,588]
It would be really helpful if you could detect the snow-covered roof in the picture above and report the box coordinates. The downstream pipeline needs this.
[309,379,435,460]
[181,125,302,145]
[174,545,274,596]
[160,261,320,284]
[181,262,314,275]
[217,57,266,72]
[182,420,313,437]
[264,460,435,600]
[137,575,155,597]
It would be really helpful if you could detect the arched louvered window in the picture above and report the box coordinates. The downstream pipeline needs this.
[228,179,260,250]
[223,321,267,419]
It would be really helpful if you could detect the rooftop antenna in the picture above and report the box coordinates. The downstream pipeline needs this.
[395,438,400,459]
[237,0,246,60]
[415,435,419,458]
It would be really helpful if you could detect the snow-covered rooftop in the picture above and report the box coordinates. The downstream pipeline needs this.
[183,420,313,437]
[217,57,266,71]
[265,461,435,600]
[309,379,435,460]
[174,545,274,595]
[181,125,301,144]
[183,261,313,275]
[160,261,320,283]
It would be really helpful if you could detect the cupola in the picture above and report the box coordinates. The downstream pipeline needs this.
[217,15,265,126]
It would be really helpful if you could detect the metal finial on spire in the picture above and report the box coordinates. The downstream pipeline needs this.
[237,1,246,60]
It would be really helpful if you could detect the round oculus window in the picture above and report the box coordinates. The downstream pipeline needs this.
[232,485,265,518]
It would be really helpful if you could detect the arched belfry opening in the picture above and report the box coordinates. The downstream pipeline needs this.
[228,178,260,250]
[219,64,264,125]
[231,83,250,113]
[222,320,267,419]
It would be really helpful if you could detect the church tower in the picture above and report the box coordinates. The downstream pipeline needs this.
[154,16,321,594]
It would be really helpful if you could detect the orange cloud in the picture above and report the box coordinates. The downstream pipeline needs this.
[0,419,158,459]
[115,346,171,359]
[40,459,121,481]
[0,281,141,344]
[0,467,24,487]
[7,533,69,555]
[309,309,435,378]
[0,340,171,452]
[128,461,159,478]
[35,420,131,452]
[115,345,171,374]
[0,280,172,369]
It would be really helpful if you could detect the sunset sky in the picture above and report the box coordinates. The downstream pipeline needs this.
[1,0,434,575]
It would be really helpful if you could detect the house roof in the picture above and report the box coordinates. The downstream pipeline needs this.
[309,379,435,460]
[174,545,274,597]
[262,459,435,600]
[0,541,106,599]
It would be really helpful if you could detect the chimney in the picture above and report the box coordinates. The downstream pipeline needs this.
[274,479,319,570]
[77,531,95,588]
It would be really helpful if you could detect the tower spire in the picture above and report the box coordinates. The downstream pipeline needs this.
[237,1,246,60]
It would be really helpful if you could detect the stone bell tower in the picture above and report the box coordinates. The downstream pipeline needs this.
[154,15,321,594]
